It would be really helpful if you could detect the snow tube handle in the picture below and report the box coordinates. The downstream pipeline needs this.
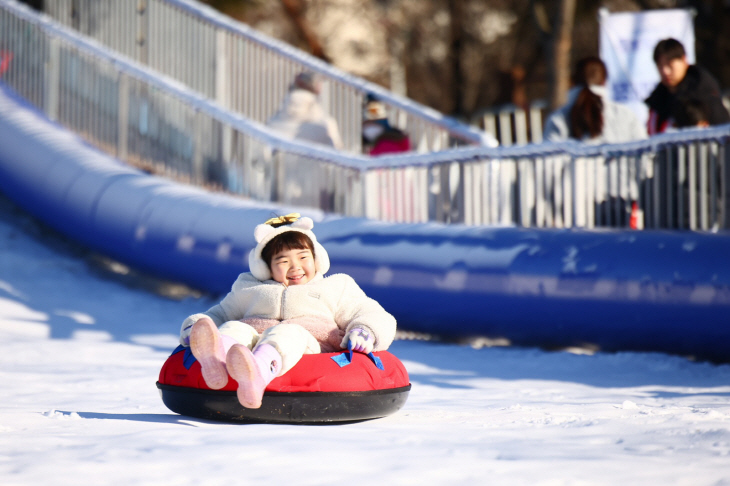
[331,342,385,370]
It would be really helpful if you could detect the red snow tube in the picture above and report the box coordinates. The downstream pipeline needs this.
[157,345,411,423]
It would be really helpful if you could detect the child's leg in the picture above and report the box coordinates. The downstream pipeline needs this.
[226,324,320,408]
[219,320,259,350]
[257,323,321,374]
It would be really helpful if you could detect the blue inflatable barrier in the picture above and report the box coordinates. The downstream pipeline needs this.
[2,83,730,362]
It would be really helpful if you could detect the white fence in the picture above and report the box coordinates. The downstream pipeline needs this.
[473,94,730,148]
[40,0,491,154]
[472,101,549,146]
[2,0,729,231]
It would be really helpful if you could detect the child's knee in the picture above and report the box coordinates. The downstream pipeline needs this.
[259,323,321,357]
[219,320,259,348]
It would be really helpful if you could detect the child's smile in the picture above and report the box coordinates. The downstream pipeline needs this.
[270,248,316,286]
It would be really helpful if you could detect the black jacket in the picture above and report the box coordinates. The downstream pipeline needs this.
[645,65,730,132]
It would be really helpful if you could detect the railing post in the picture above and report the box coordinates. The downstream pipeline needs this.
[451,161,465,224]
[688,144,697,230]
[514,108,527,145]
[364,169,380,220]
[117,73,129,161]
[677,145,686,229]
[215,29,228,108]
[649,152,658,229]
[721,142,728,230]
[573,157,585,228]
[564,156,574,228]
[137,0,148,65]
[44,36,60,121]
[499,110,512,147]
[529,103,544,144]
[482,113,497,144]
[192,109,203,184]
[517,158,535,227]
[699,142,709,230]
[718,141,730,229]
[710,142,719,230]
[215,28,234,194]
[534,157,544,227]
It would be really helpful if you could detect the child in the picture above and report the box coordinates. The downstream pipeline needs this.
[361,96,411,155]
[179,213,397,409]
[674,97,710,129]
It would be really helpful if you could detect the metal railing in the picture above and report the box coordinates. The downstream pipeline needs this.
[472,94,730,148]
[2,0,729,231]
[41,0,492,154]
[472,101,549,147]
[469,90,730,147]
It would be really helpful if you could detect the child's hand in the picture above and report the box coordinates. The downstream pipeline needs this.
[180,314,212,346]
[180,321,194,346]
[342,328,374,354]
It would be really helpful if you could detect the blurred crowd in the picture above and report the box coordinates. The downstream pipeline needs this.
[266,37,729,158]
[544,37,729,145]
[265,72,411,157]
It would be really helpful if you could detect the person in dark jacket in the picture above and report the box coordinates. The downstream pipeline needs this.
[644,38,729,135]
[361,95,411,155]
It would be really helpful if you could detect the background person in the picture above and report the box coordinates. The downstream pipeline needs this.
[266,71,343,149]
[362,95,411,155]
[543,56,647,228]
[645,38,729,135]
[543,56,647,144]
[673,97,711,129]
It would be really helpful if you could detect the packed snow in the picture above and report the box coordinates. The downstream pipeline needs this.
[1,194,730,486]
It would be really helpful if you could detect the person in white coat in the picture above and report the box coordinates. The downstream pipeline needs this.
[179,213,396,409]
[543,57,649,228]
[266,72,343,150]
[543,56,647,144]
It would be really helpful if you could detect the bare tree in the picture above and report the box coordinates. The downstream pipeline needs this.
[374,0,408,96]
[548,0,576,110]
[279,0,330,62]
[448,0,466,117]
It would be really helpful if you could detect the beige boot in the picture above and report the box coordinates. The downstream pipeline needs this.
[189,318,228,390]
[226,343,281,409]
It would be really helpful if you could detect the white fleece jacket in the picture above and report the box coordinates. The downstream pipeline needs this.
[266,89,343,149]
[543,85,647,144]
[181,272,396,353]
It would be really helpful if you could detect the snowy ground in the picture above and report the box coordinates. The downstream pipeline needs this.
[2,195,730,486]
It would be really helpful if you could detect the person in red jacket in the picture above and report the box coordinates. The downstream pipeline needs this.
[644,38,729,135]
[362,96,411,155]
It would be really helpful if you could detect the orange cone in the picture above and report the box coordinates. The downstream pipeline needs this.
[629,201,643,230]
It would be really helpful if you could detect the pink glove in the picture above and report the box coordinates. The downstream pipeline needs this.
[341,328,374,354]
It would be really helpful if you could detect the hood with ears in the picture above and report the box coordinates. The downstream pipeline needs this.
[248,216,330,281]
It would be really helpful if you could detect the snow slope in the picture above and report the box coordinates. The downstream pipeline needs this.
[2,195,730,486]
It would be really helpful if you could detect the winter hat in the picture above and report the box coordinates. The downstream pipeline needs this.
[292,72,322,95]
[248,213,330,281]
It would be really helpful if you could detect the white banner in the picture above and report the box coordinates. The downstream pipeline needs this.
[599,8,695,127]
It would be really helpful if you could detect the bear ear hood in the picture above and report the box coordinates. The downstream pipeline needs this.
[248,214,330,281]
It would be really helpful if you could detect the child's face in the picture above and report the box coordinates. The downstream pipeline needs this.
[270,247,316,286]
